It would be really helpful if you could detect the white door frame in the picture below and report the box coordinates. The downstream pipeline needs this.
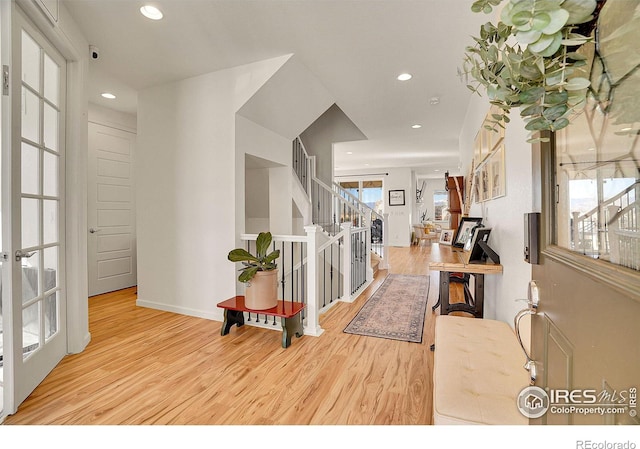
[1,0,90,416]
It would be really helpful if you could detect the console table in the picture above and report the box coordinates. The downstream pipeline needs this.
[217,296,305,348]
[428,244,503,318]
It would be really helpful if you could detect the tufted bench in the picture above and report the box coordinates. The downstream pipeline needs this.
[433,315,530,425]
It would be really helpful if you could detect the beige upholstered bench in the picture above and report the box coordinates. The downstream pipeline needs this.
[433,315,529,425]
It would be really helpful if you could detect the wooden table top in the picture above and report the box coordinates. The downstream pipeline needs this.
[428,244,503,274]
[217,296,305,318]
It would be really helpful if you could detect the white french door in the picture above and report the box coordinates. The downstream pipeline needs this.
[4,5,67,411]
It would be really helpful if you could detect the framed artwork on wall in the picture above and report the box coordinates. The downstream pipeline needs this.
[389,189,405,206]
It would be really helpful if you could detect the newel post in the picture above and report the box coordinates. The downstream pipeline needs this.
[304,225,324,336]
[380,213,390,270]
[572,211,580,251]
[341,222,353,302]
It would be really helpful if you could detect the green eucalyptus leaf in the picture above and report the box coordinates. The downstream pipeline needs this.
[519,86,546,103]
[552,117,570,130]
[520,63,542,80]
[525,117,552,131]
[516,29,542,44]
[536,32,563,57]
[538,9,569,34]
[565,77,590,91]
[562,0,597,24]
[565,52,588,61]
[531,12,552,32]
[544,90,569,104]
[520,104,544,116]
[528,33,555,53]
[543,104,568,120]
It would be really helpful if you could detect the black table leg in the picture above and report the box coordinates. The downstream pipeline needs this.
[281,314,303,348]
[221,309,245,336]
[439,271,451,315]
[474,274,484,318]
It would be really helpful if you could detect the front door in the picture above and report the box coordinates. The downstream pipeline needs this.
[530,0,640,425]
[6,5,67,410]
[88,122,136,296]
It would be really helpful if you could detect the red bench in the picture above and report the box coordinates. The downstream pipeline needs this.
[216,296,305,348]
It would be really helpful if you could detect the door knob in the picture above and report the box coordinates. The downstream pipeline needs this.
[15,250,36,261]
[89,228,101,234]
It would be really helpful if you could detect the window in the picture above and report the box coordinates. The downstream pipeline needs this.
[339,180,384,214]
[434,190,449,222]
[553,5,639,272]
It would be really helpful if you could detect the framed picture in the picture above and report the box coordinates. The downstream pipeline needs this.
[464,227,492,264]
[453,217,483,249]
[489,144,505,199]
[389,189,405,206]
[439,229,454,245]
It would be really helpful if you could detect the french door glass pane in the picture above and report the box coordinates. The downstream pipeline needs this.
[21,250,40,303]
[44,246,58,292]
[21,143,40,195]
[43,151,58,197]
[43,200,58,245]
[43,103,58,152]
[22,302,40,358]
[22,87,40,143]
[21,30,40,90]
[21,197,40,248]
[45,292,58,340]
[43,53,59,106]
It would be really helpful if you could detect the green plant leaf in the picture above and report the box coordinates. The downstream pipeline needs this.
[255,231,273,258]
[520,104,544,116]
[228,248,259,263]
[516,29,542,44]
[544,90,568,104]
[562,0,597,24]
[263,250,281,265]
[552,117,570,130]
[543,104,568,120]
[565,77,590,91]
[525,117,552,131]
[519,86,546,103]
[538,9,569,35]
[238,266,259,283]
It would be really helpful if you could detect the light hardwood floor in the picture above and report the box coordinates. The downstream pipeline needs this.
[5,244,463,425]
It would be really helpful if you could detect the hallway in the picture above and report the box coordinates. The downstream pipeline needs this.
[5,245,445,425]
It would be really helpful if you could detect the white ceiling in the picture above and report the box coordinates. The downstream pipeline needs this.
[63,0,489,177]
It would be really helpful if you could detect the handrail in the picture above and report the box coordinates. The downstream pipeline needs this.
[317,227,347,253]
[332,181,383,221]
[577,181,638,221]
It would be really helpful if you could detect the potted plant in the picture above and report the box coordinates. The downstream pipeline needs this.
[228,231,280,310]
[460,0,604,142]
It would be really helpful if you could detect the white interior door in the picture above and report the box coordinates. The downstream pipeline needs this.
[8,6,67,409]
[88,122,136,296]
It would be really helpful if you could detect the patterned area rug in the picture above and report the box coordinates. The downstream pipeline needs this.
[343,274,430,343]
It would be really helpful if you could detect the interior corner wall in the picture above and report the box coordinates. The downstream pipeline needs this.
[460,94,533,327]
[136,60,284,321]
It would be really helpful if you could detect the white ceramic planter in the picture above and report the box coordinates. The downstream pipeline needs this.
[244,270,278,310]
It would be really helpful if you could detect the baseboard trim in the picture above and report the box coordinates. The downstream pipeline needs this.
[136,298,224,322]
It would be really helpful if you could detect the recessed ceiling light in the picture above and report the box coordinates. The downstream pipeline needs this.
[140,5,163,20]
[101,92,116,99]
[411,124,422,129]
[346,151,353,155]
[397,73,412,81]
[586,147,595,151]
[620,127,634,132]
[434,169,440,172]
[430,97,440,105]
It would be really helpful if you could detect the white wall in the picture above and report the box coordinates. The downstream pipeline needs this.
[88,103,137,133]
[415,178,450,226]
[460,93,534,326]
[136,57,287,320]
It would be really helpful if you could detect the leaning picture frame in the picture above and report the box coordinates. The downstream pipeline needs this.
[439,229,454,245]
[452,217,483,249]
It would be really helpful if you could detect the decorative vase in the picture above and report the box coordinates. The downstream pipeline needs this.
[244,270,278,310]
